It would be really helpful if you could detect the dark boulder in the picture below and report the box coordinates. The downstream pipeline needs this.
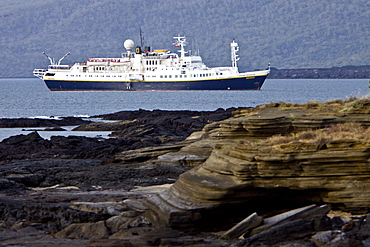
[0,132,50,160]
[0,117,89,128]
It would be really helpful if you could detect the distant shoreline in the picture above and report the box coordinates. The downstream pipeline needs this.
[268,65,370,79]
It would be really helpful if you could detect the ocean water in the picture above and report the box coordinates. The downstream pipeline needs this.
[0,78,368,140]
[0,78,368,118]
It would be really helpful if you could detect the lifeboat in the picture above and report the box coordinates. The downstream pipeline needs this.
[110,59,130,66]
[87,59,108,66]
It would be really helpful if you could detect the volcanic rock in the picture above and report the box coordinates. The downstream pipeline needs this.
[1,101,370,245]
[0,116,88,128]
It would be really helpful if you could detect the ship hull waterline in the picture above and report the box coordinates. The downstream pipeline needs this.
[44,75,268,91]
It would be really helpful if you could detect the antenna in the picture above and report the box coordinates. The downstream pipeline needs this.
[140,28,144,48]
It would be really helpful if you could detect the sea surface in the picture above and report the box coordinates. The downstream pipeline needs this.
[0,78,368,118]
[0,78,368,140]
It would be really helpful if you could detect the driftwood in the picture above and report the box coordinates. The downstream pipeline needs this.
[220,212,263,240]
[221,204,331,243]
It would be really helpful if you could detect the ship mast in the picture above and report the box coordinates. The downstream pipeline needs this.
[230,40,240,72]
[173,36,187,65]
[140,28,144,48]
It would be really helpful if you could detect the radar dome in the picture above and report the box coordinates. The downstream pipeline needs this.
[124,39,135,51]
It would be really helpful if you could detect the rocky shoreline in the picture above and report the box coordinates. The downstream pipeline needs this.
[269,65,370,79]
[1,99,370,246]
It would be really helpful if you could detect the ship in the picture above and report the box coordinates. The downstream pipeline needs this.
[33,36,270,91]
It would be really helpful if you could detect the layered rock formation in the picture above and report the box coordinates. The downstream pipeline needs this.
[146,98,370,231]
[2,100,370,245]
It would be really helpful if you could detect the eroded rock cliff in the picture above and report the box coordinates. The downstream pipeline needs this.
[146,97,370,230]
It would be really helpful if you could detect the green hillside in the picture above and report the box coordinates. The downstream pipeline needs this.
[1,0,369,77]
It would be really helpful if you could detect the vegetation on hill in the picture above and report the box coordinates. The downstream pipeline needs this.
[0,0,369,77]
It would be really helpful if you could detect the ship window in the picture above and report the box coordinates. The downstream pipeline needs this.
[169,75,172,78]
[180,75,182,78]
[164,75,167,78]
[175,75,178,78]
[184,75,187,78]
[160,75,163,78]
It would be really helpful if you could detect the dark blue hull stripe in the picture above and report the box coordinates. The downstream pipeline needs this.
[44,75,268,91]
